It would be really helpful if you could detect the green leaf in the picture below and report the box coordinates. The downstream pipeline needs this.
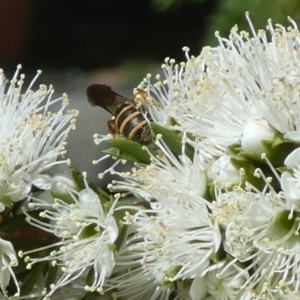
[267,140,299,167]
[277,166,290,174]
[0,195,13,207]
[107,139,152,164]
[231,157,280,191]
[20,262,46,296]
[88,181,111,203]
[81,291,113,300]
[227,143,243,157]
[114,222,129,251]
[228,138,300,167]
[71,166,86,191]
[45,263,58,293]
[151,123,194,160]
[51,191,75,204]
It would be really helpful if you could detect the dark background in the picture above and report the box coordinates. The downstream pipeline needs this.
[2,0,299,75]
[1,0,218,72]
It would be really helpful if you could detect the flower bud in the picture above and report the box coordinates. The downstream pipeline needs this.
[281,148,300,204]
[190,277,207,300]
[241,119,276,156]
[210,156,240,187]
[240,118,299,166]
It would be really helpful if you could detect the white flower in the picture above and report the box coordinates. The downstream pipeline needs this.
[0,65,78,207]
[47,161,77,193]
[0,238,18,297]
[106,140,221,298]
[112,137,208,207]
[281,148,300,206]
[104,254,183,300]
[210,155,241,187]
[203,263,250,300]
[21,175,118,298]
[212,184,300,297]
[133,200,219,280]
[104,200,216,299]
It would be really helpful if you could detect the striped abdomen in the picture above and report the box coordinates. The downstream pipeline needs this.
[115,103,151,144]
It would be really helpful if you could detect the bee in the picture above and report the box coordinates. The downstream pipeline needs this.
[86,84,152,144]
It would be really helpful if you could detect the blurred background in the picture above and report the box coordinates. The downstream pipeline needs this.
[1,0,300,188]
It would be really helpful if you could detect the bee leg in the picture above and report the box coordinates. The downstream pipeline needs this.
[107,119,119,139]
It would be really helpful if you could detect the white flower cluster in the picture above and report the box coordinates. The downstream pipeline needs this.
[0,66,77,298]
[0,65,77,208]
[4,12,300,300]
[104,13,300,299]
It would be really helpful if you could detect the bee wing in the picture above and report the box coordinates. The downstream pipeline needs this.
[86,84,129,115]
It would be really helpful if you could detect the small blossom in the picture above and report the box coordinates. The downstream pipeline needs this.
[104,200,217,299]
[22,176,118,298]
[212,183,300,297]
[203,264,250,300]
[112,137,208,207]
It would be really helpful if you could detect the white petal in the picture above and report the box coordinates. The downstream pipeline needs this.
[31,174,53,190]
[190,276,207,300]
[284,148,300,168]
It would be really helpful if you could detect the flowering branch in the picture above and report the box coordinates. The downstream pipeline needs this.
[1,12,300,300]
